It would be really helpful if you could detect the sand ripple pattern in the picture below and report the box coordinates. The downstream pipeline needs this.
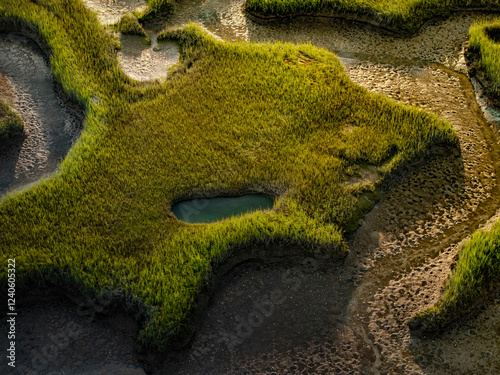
[0,34,81,197]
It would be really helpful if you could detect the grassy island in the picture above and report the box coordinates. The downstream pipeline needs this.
[0,98,23,141]
[0,0,456,350]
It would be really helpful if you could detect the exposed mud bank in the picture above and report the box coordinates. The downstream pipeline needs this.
[245,7,500,35]
[0,32,82,197]
[83,0,147,26]
[1,291,145,375]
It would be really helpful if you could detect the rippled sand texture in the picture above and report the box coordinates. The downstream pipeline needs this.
[0,34,81,197]
[117,36,180,82]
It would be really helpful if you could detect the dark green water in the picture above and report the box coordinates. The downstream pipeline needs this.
[171,194,274,223]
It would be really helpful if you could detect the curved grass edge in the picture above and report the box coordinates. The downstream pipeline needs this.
[0,7,350,352]
[119,12,147,37]
[467,18,500,97]
[245,0,500,33]
[134,0,174,22]
[409,220,500,334]
[0,0,458,354]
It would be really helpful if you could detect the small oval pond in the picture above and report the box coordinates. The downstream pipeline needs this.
[172,194,274,224]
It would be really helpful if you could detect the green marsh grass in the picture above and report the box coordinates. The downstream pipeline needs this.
[0,0,456,350]
[246,0,500,32]
[410,19,500,333]
[119,12,146,36]
[0,98,23,140]
[135,0,173,21]
[469,18,500,96]
[411,221,500,332]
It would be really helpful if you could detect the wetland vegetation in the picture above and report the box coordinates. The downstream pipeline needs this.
[246,0,500,32]
[468,18,500,96]
[0,0,457,352]
[1,0,500,372]
[119,12,147,36]
[0,98,23,141]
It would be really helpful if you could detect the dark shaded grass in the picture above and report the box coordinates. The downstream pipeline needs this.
[469,18,500,96]
[0,98,23,140]
[119,12,146,36]
[246,0,500,32]
[410,18,500,333]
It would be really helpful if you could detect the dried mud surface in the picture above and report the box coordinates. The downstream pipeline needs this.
[117,35,180,82]
[0,296,144,375]
[4,3,500,375]
[0,33,81,197]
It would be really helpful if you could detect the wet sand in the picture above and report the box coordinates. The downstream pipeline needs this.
[5,2,500,374]
[0,33,81,197]
[117,35,180,82]
[0,296,144,375]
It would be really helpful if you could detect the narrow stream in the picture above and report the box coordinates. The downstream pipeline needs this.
[11,1,500,374]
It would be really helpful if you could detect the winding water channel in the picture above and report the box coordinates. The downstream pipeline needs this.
[5,1,500,374]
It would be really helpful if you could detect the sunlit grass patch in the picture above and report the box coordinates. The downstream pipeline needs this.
[119,12,146,36]
[134,0,173,21]
[0,0,457,351]
[410,221,500,333]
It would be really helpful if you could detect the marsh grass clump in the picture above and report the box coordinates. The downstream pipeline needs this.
[410,221,500,333]
[0,98,23,140]
[246,0,500,32]
[0,0,457,351]
[119,12,146,36]
[135,0,174,21]
[469,19,500,97]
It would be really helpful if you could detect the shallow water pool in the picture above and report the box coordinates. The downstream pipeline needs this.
[171,194,274,223]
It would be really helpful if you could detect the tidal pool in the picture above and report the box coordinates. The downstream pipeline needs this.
[172,194,274,223]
